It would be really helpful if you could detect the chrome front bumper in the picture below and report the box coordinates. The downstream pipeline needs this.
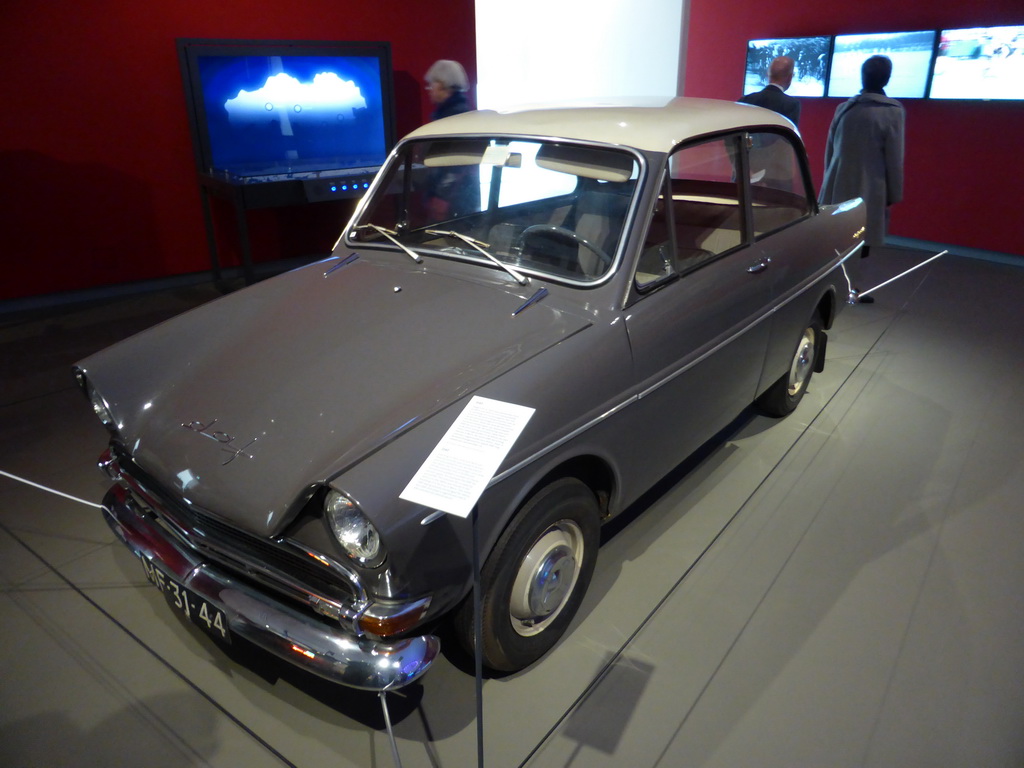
[101,483,440,691]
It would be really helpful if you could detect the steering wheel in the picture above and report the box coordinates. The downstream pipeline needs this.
[515,225,612,272]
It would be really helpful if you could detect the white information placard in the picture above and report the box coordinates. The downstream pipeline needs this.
[399,396,535,518]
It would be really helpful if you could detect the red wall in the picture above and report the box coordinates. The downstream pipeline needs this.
[684,0,1024,257]
[0,1,476,302]
[4,1,1020,304]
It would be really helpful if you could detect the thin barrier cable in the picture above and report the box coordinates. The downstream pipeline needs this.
[0,469,104,508]
[858,250,948,300]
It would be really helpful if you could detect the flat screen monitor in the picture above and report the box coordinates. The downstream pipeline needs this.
[744,37,831,98]
[827,31,937,99]
[178,39,396,183]
[930,25,1024,100]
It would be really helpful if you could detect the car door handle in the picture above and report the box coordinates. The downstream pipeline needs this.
[747,257,771,273]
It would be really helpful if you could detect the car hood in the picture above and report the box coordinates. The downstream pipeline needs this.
[78,255,591,536]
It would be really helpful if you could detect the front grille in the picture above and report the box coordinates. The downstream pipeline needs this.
[115,451,358,608]
[172,506,356,603]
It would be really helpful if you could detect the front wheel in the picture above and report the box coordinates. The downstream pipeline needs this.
[455,477,600,672]
[756,314,823,417]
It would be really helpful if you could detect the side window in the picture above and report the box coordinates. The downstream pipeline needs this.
[636,136,744,289]
[635,173,674,287]
[669,137,745,266]
[746,132,811,237]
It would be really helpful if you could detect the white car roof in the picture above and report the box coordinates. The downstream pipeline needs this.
[404,97,796,154]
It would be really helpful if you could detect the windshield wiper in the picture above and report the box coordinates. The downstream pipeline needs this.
[352,224,423,263]
[426,229,528,285]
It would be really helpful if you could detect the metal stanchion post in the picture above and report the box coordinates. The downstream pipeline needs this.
[379,690,404,768]
[473,505,485,768]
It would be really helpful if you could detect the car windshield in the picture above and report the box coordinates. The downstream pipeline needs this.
[348,137,641,283]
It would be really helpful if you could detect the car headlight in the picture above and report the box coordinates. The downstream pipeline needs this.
[74,368,118,434]
[324,490,385,567]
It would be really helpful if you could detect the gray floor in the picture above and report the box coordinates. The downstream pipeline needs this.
[3,247,1024,768]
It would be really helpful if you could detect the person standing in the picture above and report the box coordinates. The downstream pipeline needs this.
[819,55,905,263]
[740,55,801,126]
[422,60,475,218]
[424,59,471,121]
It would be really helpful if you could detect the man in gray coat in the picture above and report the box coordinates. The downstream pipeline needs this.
[819,55,905,258]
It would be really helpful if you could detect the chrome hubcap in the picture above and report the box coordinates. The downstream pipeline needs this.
[509,522,584,637]
[787,327,815,397]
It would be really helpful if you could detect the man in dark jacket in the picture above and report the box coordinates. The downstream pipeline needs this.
[740,56,801,126]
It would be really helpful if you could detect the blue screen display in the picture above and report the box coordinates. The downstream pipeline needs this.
[196,54,389,179]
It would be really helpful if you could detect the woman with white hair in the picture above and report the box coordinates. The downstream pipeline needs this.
[425,59,471,120]
[421,60,476,218]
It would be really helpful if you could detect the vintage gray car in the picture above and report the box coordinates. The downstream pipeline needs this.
[75,98,865,692]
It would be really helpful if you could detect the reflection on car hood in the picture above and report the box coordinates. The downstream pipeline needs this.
[78,255,591,536]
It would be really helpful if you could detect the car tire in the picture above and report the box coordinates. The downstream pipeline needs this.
[456,477,600,672]
[757,314,823,417]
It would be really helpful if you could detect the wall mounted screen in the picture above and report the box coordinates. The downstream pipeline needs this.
[178,39,395,182]
[744,37,831,98]
[930,26,1024,100]
[827,31,937,99]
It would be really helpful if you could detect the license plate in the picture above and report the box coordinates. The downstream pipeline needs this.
[140,556,231,644]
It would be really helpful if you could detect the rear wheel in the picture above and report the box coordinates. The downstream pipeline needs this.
[757,314,823,417]
[456,477,600,672]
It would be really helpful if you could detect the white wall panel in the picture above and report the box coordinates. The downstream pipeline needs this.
[475,0,686,109]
